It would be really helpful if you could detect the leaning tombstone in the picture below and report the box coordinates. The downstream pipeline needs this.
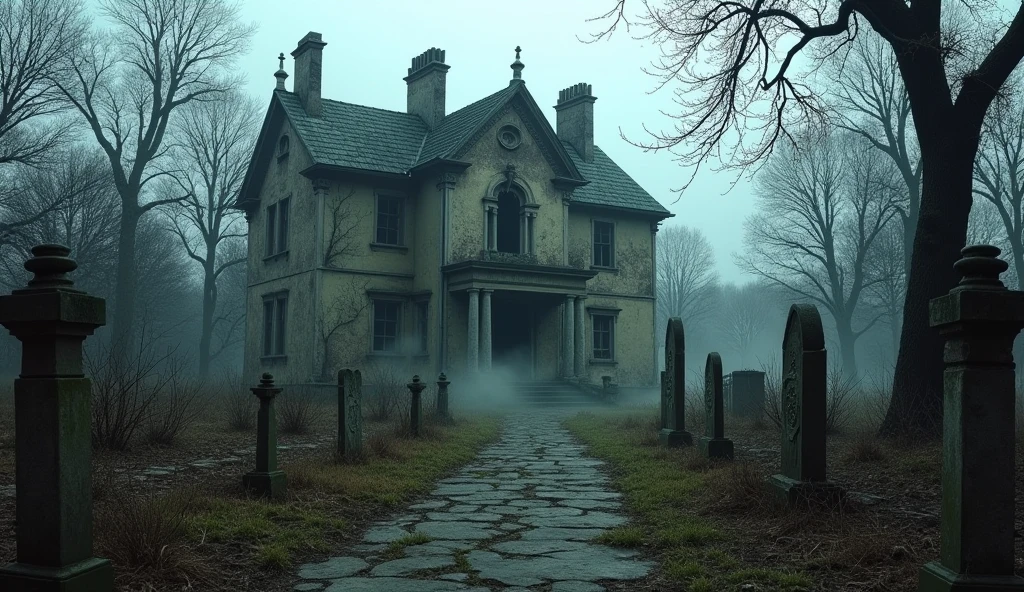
[659,317,693,447]
[436,372,451,422]
[918,245,1024,592]
[699,353,734,460]
[407,374,426,437]
[0,244,114,591]
[337,369,362,461]
[729,370,765,420]
[769,304,843,505]
[243,373,287,499]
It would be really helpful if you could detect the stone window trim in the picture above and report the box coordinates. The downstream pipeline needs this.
[373,191,407,248]
[264,196,291,261]
[277,134,290,161]
[261,290,289,360]
[370,297,403,354]
[365,290,433,356]
[591,218,616,270]
[482,187,538,255]
[588,307,619,364]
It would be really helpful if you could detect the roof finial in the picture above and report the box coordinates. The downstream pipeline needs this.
[510,45,525,84]
[274,52,288,91]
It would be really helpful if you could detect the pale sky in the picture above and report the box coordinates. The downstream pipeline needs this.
[235,0,757,283]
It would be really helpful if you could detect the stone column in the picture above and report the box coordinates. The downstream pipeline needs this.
[244,373,287,499]
[562,295,575,379]
[467,289,480,373]
[481,289,493,371]
[527,212,537,255]
[574,295,586,377]
[487,206,497,251]
[0,244,113,591]
[918,245,1024,592]
[436,372,451,421]
[407,375,426,438]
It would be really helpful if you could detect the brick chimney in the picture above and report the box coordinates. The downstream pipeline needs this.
[404,48,449,130]
[554,83,597,163]
[291,32,327,117]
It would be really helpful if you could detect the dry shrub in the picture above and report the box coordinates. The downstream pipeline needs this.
[144,357,204,446]
[221,371,256,431]
[826,367,858,434]
[684,373,706,433]
[95,489,210,587]
[844,435,887,463]
[366,429,400,459]
[704,462,776,514]
[679,447,714,473]
[759,356,783,429]
[279,385,318,435]
[365,363,404,421]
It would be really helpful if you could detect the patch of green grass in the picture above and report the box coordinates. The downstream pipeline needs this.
[565,412,815,590]
[287,418,502,506]
[382,532,433,560]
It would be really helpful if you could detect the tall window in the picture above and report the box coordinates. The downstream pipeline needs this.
[416,300,429,354]
[496,190,521,253]
[592,314,614,360]
[376,195,404,245]
[262,292,288,357]
[372,300,401,352]
[593,220,614,267]
[265,198,290,257]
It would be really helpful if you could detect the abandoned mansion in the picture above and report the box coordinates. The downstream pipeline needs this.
[235,33,672,388]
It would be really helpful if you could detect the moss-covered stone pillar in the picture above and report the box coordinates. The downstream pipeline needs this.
[243,373,287,499]
[919,245,1024,592]
[436,372,451,422]
[0,244,113,592]
[407,375,426,437]
[337,369,362,461]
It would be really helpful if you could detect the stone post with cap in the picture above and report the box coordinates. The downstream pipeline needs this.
[0,244,113,591]
[407,375,427,437]
[918,245,1024,592]
[436,372,451,422]
[243,373,287,499]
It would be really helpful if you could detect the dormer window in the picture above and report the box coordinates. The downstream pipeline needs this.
[277,135,290,160]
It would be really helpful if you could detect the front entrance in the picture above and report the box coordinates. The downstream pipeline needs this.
[492,291,533,374]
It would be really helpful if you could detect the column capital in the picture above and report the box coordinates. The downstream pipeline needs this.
[565,293,576,302]
[481,288,494,294]
[468,287,481,294]
[312,178,330,194]
[437,172,459,190]
[575,294,588,301]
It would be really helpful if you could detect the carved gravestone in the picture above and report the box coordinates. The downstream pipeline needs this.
[659,317,693,447]
[699,353,733,460]
[728,370,765,420]
[337,369,362,461]
[0,244,114,591]
[407,375,426,438]
[436,372,451,422]
[659,370,668,429]
[243,373,287,499]
[768,304,843,505]
[918,245,1024,592]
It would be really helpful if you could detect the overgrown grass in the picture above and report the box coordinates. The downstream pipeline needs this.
[565,412,813,591]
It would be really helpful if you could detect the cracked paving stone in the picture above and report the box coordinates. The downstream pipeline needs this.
[557,499,621,510]
[370,555,456,576]
[323,578,489,592]
[297,557,369,579]
[408,500,449,510]
[426,511,503,522]
[293,584,323,591]
[415,521,500,540]
[362,526,411,543]
[466,548,652,587]
[552,581,606,592]
[519,511,628,529]
[518,527,610,541]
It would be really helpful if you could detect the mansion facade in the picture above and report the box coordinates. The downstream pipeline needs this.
[236,33,672,388]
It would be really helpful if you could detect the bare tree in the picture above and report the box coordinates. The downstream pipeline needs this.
[740,133,899,378]
[164,91,258,377]
[656,225,719,330]
[324,187,365,268]
[591,0,1024,438]
[716,281,772,369]
[0,0,85,167]
[865,221,906,360]
[56,0,255,345]
[829,34,920,275]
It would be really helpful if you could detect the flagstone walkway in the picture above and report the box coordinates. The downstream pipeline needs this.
[292,413,653,591]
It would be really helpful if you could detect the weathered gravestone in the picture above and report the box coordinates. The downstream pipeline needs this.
[436,372,451,422]
[337,369,362,461]
[728,370,765,420]
[659,317,693,447]
[243,373,287,499]
[0,244,114,591]
[918,245,1024,592]
[407,374,426,437]
[768,304,844,505]
[699,353,733,460]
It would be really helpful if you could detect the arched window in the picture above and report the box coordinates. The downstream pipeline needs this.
[485,182,535,256]
[277,135,290,159]
[496,188,521,253]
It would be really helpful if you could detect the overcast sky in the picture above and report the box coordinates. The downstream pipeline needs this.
[234,0,757,283]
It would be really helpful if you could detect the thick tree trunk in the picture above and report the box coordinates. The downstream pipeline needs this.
[882,140,974,440]
[835,318,859,380]
[112,204,142,349]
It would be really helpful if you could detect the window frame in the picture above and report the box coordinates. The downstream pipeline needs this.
[261,291,289,359]
[277,134,290,160]
[265,202,277,257]
[588,307,620,364]
[264,197,291,260]
[591,219,616,269]
[373,193,406,248]
[371,298,403,353]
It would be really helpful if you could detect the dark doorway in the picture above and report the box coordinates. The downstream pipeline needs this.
[496,190,520,253]
[492,292,532,373]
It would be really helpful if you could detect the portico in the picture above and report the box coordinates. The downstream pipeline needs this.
[444,259,597,378]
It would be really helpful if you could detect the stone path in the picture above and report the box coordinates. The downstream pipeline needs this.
[293,413,653,591]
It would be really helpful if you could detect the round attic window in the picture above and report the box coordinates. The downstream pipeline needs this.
[497,125,522,150]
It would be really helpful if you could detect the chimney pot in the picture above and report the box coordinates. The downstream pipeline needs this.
[405,47,449,130]
[291,32,327,117]
[554,82,597,163]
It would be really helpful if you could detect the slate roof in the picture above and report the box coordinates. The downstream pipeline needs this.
[272,85,670,216]
[562,141,671,215]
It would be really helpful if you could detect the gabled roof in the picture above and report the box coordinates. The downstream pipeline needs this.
[237,81,671,219]
[563,141,671,215]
